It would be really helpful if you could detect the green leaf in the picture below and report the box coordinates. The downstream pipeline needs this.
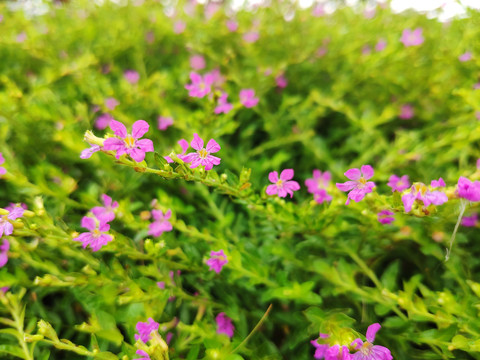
[0,345,26,359]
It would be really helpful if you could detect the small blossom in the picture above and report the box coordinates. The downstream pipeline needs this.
[239,89,259,108]
[402,183,448,212]
[206,250,228,273]
[158,116,174,131]
[173,20,186,34]
[135,318,159,343]
[275,74,288,88]
[0,206,24,238]
[190,55,206,70]
[459,51,472,62]
[185,72,214,98]
[378,210,395,225]
[0,287,9,294]
[91,194,118,223]
[387,174,410,192]
[73,216,113,252]
[314,190,332,204]
[266,169,300,198]
[351,323,392,360]
[0,153,6,176]
[4,203,27,212]
[157,281,165,289]
[80,144,101,159]
[0,239,10,267]
[133,349,151,360]
[399,104,414,119]
[364,8,376,19]
[312,3,325,17]
[243,31,259,43]
[316,46,328,57]
[16,32,27,43]
[124,70,140,84]
[226,19,238,31]
[430,178,446,188]
[148,209,173,237]
[311,333,330,359]
[105,97,119,111]
[375,38,387,52]
[457,177,480,202]
[182,133,221,170]
[208,68,225,88]
[305,170,331,194]
[336,165,375,205]
[95,113,114,130]
[215,313,234,338]
[462,214,478,227]
[103,120,154,162]
[400,28,424,47]
[214,93,233,114]
[164,139,189,163]
[325,345,350,360]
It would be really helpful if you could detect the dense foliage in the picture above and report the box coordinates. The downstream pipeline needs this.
[1,0,480,359]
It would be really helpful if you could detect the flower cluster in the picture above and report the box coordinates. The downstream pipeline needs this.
[148,209,173,237]
[215,312,234,338]
[135,318,160,343]
[206,249,228,273]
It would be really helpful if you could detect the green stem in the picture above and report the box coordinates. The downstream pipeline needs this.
[231,304,273,354]
[445,199,467,261]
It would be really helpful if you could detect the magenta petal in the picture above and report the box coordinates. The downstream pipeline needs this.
[132,120,150,139]
[266,184,278,195]
[361,165,374,179]
[109,120,127,138]
[136,139,154,153]
[344,168,361,180]
[366,323,381,343]
[190,72,202,83]
[182,153,198,164]
[130,148,146,162]
[280,169,294,181]
[206,139,221,153]
[206,155,221,165]
[178,139,189,153]
[191,133,204,151]
[102,194,112,207]
[402,193,415,212]
[268,171,279,183]
[81,216,96,231]
[336,181,357,192]
[103,138,125,151]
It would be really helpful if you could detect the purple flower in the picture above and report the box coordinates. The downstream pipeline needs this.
[4,203,27,212]
[399,104,414,120]
[185,72,214,98]
[457,177,480,202]
[226,19,238,32]
[158,116,174,131]
[387,174,410,192]
[135,318,159,343]
[0,287,9,294]
[459,52,472,62]
[124,70,140,84]
[378,210,395,225]
[148,209,173,237]
[73,216,113,252]
[314,190,332,204]
[325,345,350,360]
[0,239,10,267]
[206,250,228,273]
[133,349,150,360]
[351,323,392,360]
[0,153,6,176]
[375,39,387,52]
[174,20,186,34]
[80,144,101,159]
[239,89,259,108]
[182,134,221,170]
[401,183,448,212]
[311,333,330,359]
[95,113,115,130]
[266,169,301,198]
[430,178,446,188]
[400,28,424,47]
[165,139,189,163]
[305,170,331,194]
[214,93,233,114]
[0,206,24,238]
[190,55,206,70]
[215,313,234,338]
[103,120,154,162]
[91,194,118,223]
[275,74,288,89]
[462,214,478,227]
[105,97,119,111]
[243,31,259,43]
[336,165,375,205]
[208,68,225,88]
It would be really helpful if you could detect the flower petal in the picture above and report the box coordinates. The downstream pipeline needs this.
[280,169,294,181]
[110,120,127,138]
[206,139,221,153]
[266,184,278,195]
[191,133,204,151]
[344,168,361,180]
[81,216,96,231]
[366,323,381,343]
[361,165,374,179]
[268,171,279,183]
[132,120,150,139]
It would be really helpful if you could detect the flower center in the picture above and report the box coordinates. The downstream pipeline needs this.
[414,183,427,195]
[93,229,101,237]
[197,149,209,159]
[124,135,136,148]
[276,180,283,186]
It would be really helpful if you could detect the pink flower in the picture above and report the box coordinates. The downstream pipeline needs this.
[0,287,9,294]
[305,170,331,194]
[215,313,234,338]
[206,250,228,273]
[375,39,387,52]
[214,93,233,114]
[148,209,173,237]
[95,113,114,130]
[80,144,101,159]
[208,68,225,88]
[91,194,118,223]
[239,89,259,108]
[266,169,301,198]
[165,139,189,163]
[73,216,113,252]
[182,133,221,170]
[0,153,6,176]
[387,174,410,192]
[135,318,159,343]
[190,55,206,70]
[174,20,186,34]
[158,116,174,131]
[314,190,332,204]
[351,323,392,360]
[185,72,214,98]
[430,178,446,188]
[4,203,27,212]
[16,32,27,43]
[462,214,478,227]
[0,206,24,238]
[133,349,150,360]
[457,177,480,202]
[400,28,424,47]
[0,239,10,267]
[316,46,328,58]
[336,165,375,205]
[124,70,140,84]
[459,52,472,62]
[399,104,414,119]
[226,19,238,32]
[311,333,330,359]
[105,97,119,111]
[312,3,325,17]
[103,120,154,162]
[275,74,288,89]
[401,183,448,212]
[377,210,395,225]
[243,31,259,43]
[325,345,350,360]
